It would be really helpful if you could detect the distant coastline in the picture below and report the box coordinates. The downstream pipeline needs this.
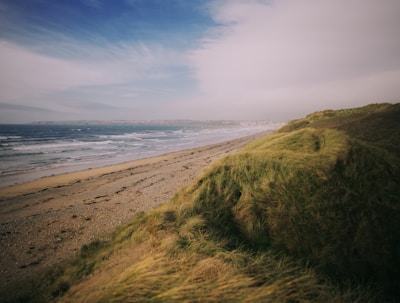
[26,119,281,127]
[0,122,281,188]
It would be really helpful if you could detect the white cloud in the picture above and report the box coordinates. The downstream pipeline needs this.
[1,0,399,122]
[0,39,187,102]
[0,41,106,101]
[188,0,400,118]
[0,36,193,122]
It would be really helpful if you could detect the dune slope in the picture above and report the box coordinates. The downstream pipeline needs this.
[3,103,399,303]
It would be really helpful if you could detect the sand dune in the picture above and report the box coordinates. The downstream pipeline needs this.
[0,132,267,288]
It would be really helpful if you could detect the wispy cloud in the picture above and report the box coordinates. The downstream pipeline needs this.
[188,0,400,119]
[0,41,106,101]
[0,102,55,112]
[0,33,193,121]
[0,101,58,123]
[0,37,189,98]
[0,0,399,122]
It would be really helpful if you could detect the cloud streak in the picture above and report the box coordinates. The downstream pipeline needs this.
[0,41,105,101]
[188,0,400,119]
[0,102,55,112]
[0,0,399,122]
[0,37,191,121]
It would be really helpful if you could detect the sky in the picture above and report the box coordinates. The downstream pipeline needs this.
[0,0,399,123]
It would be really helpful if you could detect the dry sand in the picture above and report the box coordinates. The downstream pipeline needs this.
[0,132,267,289]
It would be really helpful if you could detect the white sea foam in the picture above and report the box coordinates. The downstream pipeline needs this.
[12,140,115,152]
[0,135,23,140]
[0,122,282,187]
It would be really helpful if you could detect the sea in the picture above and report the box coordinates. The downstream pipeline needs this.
[0,121,281,188]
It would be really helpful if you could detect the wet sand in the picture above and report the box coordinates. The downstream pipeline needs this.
[0,132,267,288]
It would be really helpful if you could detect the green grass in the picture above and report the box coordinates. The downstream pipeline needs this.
[2,103,399,302]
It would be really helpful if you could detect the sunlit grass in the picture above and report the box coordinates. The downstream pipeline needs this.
[2,103,399,302]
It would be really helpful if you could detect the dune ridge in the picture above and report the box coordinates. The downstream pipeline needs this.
[0,132,267,290]
[2,103,400,302]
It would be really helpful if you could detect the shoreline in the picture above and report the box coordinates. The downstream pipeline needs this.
[0,123,280,189]
[0,131,268,289]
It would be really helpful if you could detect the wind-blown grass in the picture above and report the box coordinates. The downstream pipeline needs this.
[2,103,399,302]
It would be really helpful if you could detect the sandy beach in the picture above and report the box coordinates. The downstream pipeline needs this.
[0,132,267,289]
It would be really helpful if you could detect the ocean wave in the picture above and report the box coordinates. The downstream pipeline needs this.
[12,140,115,152]
[0,122,282,187]
[0,135,23,140]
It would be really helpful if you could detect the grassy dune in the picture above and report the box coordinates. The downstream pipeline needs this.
[3,103,400,302]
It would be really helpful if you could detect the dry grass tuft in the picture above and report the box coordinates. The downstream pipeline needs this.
[2,103,398,303]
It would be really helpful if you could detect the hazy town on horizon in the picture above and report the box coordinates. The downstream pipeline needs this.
[22,119,281,127]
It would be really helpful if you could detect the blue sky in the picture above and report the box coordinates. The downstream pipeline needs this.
[1,0,399,123]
